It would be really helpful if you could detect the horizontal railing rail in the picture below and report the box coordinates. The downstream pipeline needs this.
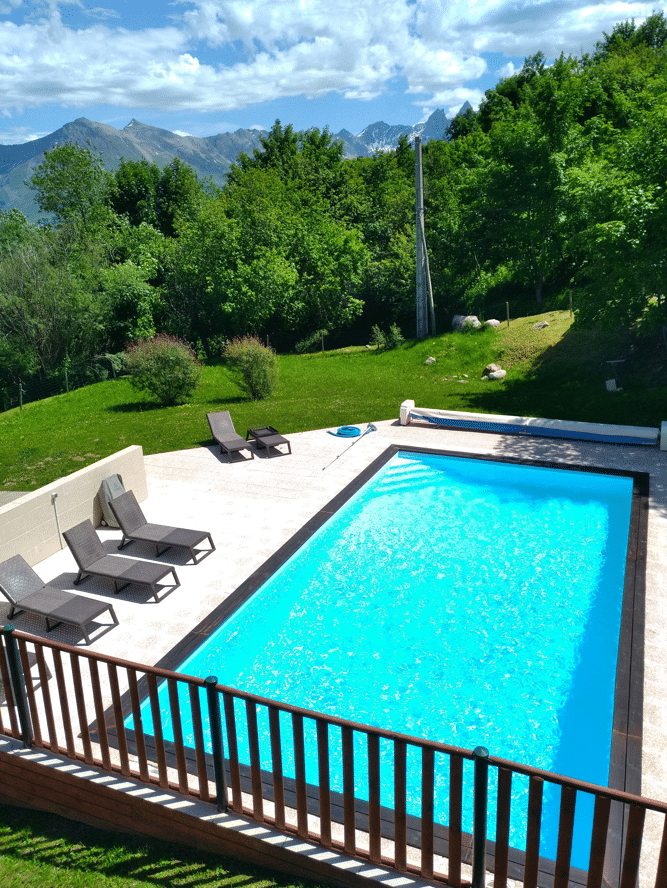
[1,626,666,888]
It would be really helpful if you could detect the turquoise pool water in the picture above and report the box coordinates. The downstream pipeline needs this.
[133,451,634,869]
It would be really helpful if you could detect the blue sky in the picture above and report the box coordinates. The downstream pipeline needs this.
[0,0,660,144]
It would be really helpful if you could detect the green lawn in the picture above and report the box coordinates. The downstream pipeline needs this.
[0,804,319,888]
[3,311,663,491]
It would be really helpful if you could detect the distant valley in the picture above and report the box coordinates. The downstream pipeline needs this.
[0,105,468,221]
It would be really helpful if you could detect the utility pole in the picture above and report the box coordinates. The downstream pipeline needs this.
[415,136,436,338]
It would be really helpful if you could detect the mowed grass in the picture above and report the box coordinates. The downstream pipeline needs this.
[2,310,664,490]
[0,804,321,888]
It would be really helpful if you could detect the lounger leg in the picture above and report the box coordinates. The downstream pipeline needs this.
[118,536,132,550]
[74,571,87,585]
[113,580,131,594]
[45,618,63,633]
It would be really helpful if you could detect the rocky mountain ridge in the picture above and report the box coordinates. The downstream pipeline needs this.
[0,106,468,221]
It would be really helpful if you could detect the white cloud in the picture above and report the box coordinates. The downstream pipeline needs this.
[497,61,516,80]
[0,0,660,117]
[82,6,121,20]
[0,127,50,144]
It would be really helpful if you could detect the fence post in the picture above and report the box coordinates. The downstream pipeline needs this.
[506,302,510,328]
[1,626,33,748]
[472,746,489,888]
[18,381,24,411]
[205,676,228,813]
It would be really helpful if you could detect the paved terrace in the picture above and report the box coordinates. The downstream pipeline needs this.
[4,418,667,880]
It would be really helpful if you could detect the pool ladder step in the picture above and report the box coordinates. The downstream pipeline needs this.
[373,463,436,494]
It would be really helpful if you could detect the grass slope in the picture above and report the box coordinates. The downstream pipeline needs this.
[2,311,664,491]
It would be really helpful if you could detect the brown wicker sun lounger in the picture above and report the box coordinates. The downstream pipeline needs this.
[246,425,292,457]
[207,411,254,460]
[0,554,118,644]
[108,490,215,563]
[63,520,179,602]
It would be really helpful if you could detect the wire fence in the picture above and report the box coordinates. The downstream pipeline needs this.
[1,356,121,413]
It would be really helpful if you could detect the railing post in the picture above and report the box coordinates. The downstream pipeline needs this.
[205,676,228,813]
[472,746,490,888]
[1,626,33,748]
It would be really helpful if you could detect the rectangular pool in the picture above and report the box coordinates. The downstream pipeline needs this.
[133,447,641,871]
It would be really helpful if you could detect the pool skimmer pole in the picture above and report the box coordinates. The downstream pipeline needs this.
[323,423,377,470]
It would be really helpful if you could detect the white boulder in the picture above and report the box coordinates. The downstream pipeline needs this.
[452,314,481,331]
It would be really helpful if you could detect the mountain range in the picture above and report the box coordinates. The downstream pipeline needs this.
[0,105,470,221]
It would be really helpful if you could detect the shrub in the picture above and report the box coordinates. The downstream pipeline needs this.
[370,323,404,350]
[369,325,386,350]
[385,323,405,349]
[223,335,278,400]
[123,334,201,406]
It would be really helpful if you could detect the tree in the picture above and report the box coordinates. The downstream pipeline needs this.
[28,143,110,230]
[107,158,161,228]
[107,157,206,237]
[154,157,206,238]
[594,12,667,58]
[446,107,480,141]
[232,120,299,180]
[0,227,106,378]
[0,209,33,250]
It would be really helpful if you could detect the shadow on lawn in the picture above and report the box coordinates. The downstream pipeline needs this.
[0,804,307,888]
[108,395,248,413]
[451,325,665,429]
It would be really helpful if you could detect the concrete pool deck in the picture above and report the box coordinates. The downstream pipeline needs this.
[6,418,667,878]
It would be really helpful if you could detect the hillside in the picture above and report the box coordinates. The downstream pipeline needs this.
[4,312,664,492]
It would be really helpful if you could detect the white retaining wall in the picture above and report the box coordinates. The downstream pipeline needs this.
[0,446,147,567]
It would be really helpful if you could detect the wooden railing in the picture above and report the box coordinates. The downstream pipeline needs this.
[1,626,666,888]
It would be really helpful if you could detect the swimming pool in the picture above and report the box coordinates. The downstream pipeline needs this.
[132,447,639,870]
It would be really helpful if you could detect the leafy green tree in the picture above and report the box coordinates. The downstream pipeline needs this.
[154,157,207,238]
[232,120,299,180]
[97,261,160,349]
[0,227,106,377]
[107,158,161,228]
[446,108,480,141]
[0,209,33,249]
[594,11,667,58]
[28,143,110,230]
[108,157,206,238]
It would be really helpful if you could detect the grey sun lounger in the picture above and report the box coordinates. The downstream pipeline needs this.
[207,411,254,460]
[246,425,291,457]
[63,520,180,602]
[0,554,118,644]
[108,490,215,563]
